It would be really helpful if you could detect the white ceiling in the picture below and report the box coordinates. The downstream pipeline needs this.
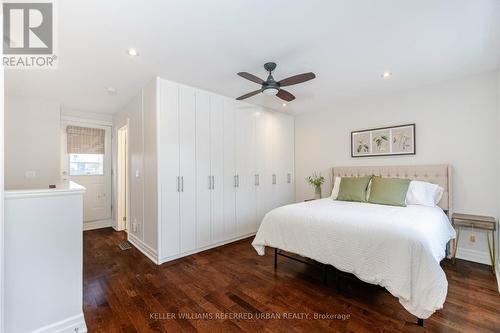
[5,0,500,114]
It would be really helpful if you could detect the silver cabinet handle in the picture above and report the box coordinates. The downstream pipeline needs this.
[212,176,215,190]
[287,173,291,184]
[272,174,276,185]
[208,175,212,190]
[234,175,237,188]
[181,176,184,192]
[236,175,240,187]
[254,174,259,186]
[177,176,180,192]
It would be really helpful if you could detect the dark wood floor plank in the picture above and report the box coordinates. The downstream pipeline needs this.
[83,228,500,333]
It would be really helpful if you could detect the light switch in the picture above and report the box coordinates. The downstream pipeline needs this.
[25,171,36,178]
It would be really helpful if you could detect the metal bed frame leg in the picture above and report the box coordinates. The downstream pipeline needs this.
[417,318,423,327]
[334,268,340,291]
[274,248,278,269]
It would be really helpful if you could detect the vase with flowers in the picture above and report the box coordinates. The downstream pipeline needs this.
[306,172,325,199]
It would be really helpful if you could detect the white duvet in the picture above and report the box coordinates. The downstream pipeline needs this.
[252,198,456,319]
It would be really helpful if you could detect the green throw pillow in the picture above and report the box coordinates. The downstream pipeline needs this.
[336,176,372,202]
[368,176,411,207]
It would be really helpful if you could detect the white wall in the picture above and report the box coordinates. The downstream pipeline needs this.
[5,95,61,190]
[113,82,158,259]
[142,81,158,251]
[295,71,498,264]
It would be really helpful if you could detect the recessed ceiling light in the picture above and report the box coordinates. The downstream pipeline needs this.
[282,103,287,107]
[381,71,392,78]
[107,87,117,95]
[127,48,139,56]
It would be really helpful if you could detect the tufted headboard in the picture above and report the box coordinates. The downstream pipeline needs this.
[331,165,452,216]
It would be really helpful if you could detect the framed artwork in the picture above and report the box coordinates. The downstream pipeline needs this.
[351,124,415,157]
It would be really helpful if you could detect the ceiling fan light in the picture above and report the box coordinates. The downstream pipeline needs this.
[262,87,279,96]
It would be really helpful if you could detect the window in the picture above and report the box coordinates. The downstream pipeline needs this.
[66,125,105,176]
[69,154,104,176]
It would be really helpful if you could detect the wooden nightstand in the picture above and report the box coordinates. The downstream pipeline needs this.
[451,213,496,272]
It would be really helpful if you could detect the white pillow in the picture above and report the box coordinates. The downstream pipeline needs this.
[330,176,341,199]
[405,180,444,207]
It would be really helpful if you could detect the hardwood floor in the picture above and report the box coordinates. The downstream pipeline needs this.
[83,228,500,333]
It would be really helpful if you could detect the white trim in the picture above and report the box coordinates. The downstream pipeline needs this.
[128,233,159,264]
[5,182,86,200]
[456,247,491,265]
[61,115,113,127]
[83,219,113,231]
[155,78,163,263]
[30,313,87,333]
[61,119,112,131]
[158,233,256,264]
[0,11,4,331]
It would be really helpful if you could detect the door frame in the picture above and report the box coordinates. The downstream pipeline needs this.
[116,124,129,231]
[60,120,113,225]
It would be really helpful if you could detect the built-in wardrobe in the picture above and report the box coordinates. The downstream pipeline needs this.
[138,78,294,264]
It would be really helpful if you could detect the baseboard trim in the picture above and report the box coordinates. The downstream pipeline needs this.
[128,233,159,264]
[159,232,256,265]
[83,219,113,231]
[456,247,491,266]
[31,313,87,333]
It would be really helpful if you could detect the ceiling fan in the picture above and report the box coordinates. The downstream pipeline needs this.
[236,62,315,102]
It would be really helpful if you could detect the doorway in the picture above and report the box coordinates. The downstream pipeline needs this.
[116,125,129,232]
[61,122,112,229]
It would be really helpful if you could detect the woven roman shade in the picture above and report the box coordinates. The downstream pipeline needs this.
[66,126,105,154]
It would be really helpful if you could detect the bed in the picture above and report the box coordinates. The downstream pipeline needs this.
[252,165,456,325]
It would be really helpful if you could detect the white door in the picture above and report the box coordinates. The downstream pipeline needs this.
[116,125,129,231]
[283,115,295,204]
[255,110,274,222]
[196,92,212,248]
[210,96,225,243]
[159,80,180,258]
[271,113,296,207]
[179,86,197,253]
[235,105,257,236]
[61,122,112,223]
[223,99,237,239]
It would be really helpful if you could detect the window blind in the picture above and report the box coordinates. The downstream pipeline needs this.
[66,125,105,154]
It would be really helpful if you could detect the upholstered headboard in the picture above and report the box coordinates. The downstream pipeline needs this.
[331,165,452,215]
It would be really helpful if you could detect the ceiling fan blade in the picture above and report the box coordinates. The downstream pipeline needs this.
[236,89,262,100]
[237,72,265,85]
[276,89,295,102]
[278,72,316,87]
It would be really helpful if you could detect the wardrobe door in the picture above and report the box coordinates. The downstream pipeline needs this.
[195,92,212,248]
[210,96,225,243]
[272,113,292,208]
[179,86,197,253]
[235,105,256,236]
[159,80,180,258]
[284,115,295,204]
[223,100,237,240]
[255,110,274,224]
